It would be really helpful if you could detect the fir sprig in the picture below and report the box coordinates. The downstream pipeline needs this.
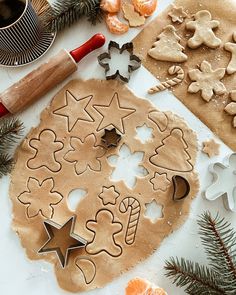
[165,212,236,295]
[0,117,24,178]
[44,0,103,32]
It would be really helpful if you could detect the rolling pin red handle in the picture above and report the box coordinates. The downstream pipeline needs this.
[0,33,106,118]
[70,33,106,63]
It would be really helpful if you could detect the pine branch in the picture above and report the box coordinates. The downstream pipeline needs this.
[165,257,225,295]
[0,117,24,154]
[43,0,103,32]
[0,153,14,177]
[198,212,236,290]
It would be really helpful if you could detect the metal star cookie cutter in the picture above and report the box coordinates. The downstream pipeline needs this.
[205,153,236,212]
[38,216,87,268]
[97,41,141,83]
[172,175,190,201]
[101,128,121,148]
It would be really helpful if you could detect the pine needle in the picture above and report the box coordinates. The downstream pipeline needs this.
[43,0,103,32]
[165,257,224,295]
[0,117,24,154]
[0,153,15,177]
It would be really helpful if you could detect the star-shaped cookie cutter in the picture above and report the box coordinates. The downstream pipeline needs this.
[97,41,141,83]
[101,128,121,148]
[205,153,236,212]
[38,216,87,268]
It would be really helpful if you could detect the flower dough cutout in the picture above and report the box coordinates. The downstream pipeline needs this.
[150,172,171,191]
[202,139,220,158]
[18,177,63,219]
[53,90,94,132]
[205,153,236,212]
[225,90,236,127]
[64,134,106,175]
[98,186,120,206]
[148,25,188,63]
[224,32,236,75]
[86,209,122,257]
[168,5,187,24]
[188,60,226,102]
[186,10,221,49]
[28,129,63,172]
[93,92,135,134]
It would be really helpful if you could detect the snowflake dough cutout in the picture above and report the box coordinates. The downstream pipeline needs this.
[225,90,236,127]
[205,153,236,212]
[202,139,220,158]
[18,177,62,219]
[186,10,221,49]
[150,173,171,191]
[168,5,187,23]
[188,60,226,102]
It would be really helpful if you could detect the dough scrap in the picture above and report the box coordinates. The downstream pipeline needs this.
[122,3,145,27]
[186,10,221,49]
[202,139,220,158]
[188,60,226,102]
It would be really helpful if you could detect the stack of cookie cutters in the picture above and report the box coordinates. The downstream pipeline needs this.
[205,153,236,212]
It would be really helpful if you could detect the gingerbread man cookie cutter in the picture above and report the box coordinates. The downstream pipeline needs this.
[205,153,236,212]
[97,41,141,83]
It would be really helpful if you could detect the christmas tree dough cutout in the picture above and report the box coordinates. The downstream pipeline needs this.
[224,32,236,75]
[148,25,188,62]
[10,79,199,293]
[150,128,193,172]
[186,10,221,49]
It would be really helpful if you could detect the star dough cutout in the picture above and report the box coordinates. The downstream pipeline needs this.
[168,5,187,23]
[93,93,135,134]
[205,153,236,212]
[150,172,171,191]
[101,128,121,148]
[225,91,236,128]
[202,139,220,158]
[98,186,120,205]
[38,217,87,268]
[188,60,226,102]
[53,90,94,132]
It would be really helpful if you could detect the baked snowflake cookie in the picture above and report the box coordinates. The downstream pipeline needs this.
[10,79,199,292]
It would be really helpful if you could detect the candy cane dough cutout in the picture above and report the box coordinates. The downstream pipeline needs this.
[148,65,184,94]
[119,197,141,245]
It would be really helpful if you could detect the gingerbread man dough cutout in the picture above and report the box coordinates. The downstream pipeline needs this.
[28,129,63,172]
[224,32,236,75]
[86,210,122,257]
[186,10,221,49]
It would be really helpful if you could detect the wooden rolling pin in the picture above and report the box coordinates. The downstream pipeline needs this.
[0,33,106,117]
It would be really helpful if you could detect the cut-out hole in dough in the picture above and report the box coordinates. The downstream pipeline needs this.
[67,189,87,211]
[136,124,153,144]
[108,144,148,189]
[144,200,163,223]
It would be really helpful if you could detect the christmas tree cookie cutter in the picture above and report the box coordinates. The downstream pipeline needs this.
[97,41,141,83]
[205,153,236,212]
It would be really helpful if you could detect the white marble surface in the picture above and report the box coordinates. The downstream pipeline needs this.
[0,0,235,294]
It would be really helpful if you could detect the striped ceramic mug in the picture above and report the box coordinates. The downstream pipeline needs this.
[0,0,42,54]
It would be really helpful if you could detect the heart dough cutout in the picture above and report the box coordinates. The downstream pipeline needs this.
[10,79,199,292]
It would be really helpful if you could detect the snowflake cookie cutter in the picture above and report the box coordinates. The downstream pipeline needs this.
[97,41,141,83]
[38,216,87,268]
[205,153,236,212]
